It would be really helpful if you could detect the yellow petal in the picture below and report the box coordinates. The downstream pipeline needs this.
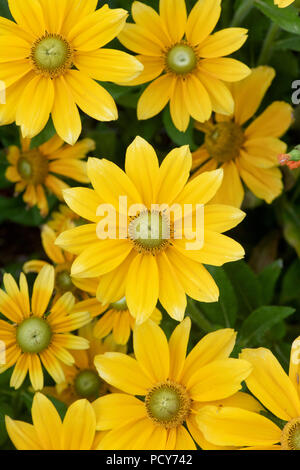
[134,320,169,383]
[118,23,163,56]
[137,74,174,120]
[246,101,293,139]
[186,0,221,46]
[97,418,159,450]
[156,252,187,321]
[196,406,281,447]
[93,393,147,430]
[32,393,62,449]
[118,54,164,86]
[49,159,89,183]
[126,254,159,324]
[125,136,159,207]
[55,224,98,255]
[62,187,102,222]
[174,426,197,450]
[198,72,234,115]
[183,74,212,123]
[175,168,223,206]
[182,328,237,381]
[8,0,45,38]
[170,77,190,132]
[186,358,252,401]
[68,6,127,51]
[132,1,171,46]
[0,35,30,62]
[160,0,187,43]
[10,354,29,390]
[198,28,248,58]
[31,265,54,317]
[28,355,44,391]
[204,204,246,232]
[210,161,244,208]
[51,76,81,145]
[5,417,42,450]
[65,70,117,122]
[232,66,275,125]
[240,348,300,421]
[16,76,54,139]
[74,49,143,83]
[94,352,153,395]
[168,317,191,382]
[62,400,96,450]
[199,58,250,83]
[41,225,65,264]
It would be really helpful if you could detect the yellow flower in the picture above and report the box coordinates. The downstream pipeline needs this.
[274,0,295,7]
[118,0,250,131]
[89,296,162,345]
[5,134,95,216]
[56,136,246,324]
[192,66,293,207]
[0,0,143,144]
[43,323,126,405]
[195,337,300,450]
[0,265,91,391]
[23,204,98,299]
[93,318,252,450]
[6,392,103,450]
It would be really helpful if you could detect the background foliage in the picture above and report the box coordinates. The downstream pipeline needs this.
[0,0,300,449]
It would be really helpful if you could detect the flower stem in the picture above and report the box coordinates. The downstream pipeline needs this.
[257,22,280,65]
[231,0,255,27]
[186,298,214,333]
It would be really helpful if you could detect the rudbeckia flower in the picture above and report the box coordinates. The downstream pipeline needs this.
[56,136,246,324]
[192,66,293,207]
[43,324,126,405]
[118,0,250,131]
[195,337,300,450]
[6,392,103,450]
[5,134,95,216]
[0,265,91,391]
[0,0,143,144]
[274,0,295,7]
[93,318,252,450]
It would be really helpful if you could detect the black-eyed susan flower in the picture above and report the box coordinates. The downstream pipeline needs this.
[274,0,295,6]
[43,323,126,405]
[192,66,293,207]
[5,392,103,450]
[195,337,300,450]
[118,0,250,131]
[6,134,95,216]
[89,296,161,345]
[0,0,143,144]
[92,318,252,450]
[56,136,246,324]
[0,265,91,391]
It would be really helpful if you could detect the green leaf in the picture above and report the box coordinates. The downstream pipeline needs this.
[280,260,300,303]
[255,0,300,35]
[0,402,13,447]
[30,118,56,149]
[275,36,300,51]
[238,306,295,348]
[257,259,283,305]
[223,261,262,316]
[199,266,238,327]
[162,107,196,149]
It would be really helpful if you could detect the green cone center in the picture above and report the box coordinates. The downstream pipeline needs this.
[74,370,101,398]
[17,158,32,180]
[110,297,128,311]
[282,419,300,450]
[16,317,52,354]
[147,387,181,423]
[205,122,245,163]
[56,270,75,292]
[33,36,70,70]
[129,211,169,250]
[167,44,197,74]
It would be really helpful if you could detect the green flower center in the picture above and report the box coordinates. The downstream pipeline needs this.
[167,44,197,74]
[145,381,191,428]
[74,369,102,399]
[16,317,52,354]
[205,121,245,163]
[31,34,73,78]
[128,211,170,253]
[17,149,49,184]
[110,297,128,311]
[56,270,75,293]
[281,418,300,450]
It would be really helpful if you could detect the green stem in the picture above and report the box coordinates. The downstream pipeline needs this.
[257,23,280,65]
[186,298,214,333]
[231,0,255,27]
